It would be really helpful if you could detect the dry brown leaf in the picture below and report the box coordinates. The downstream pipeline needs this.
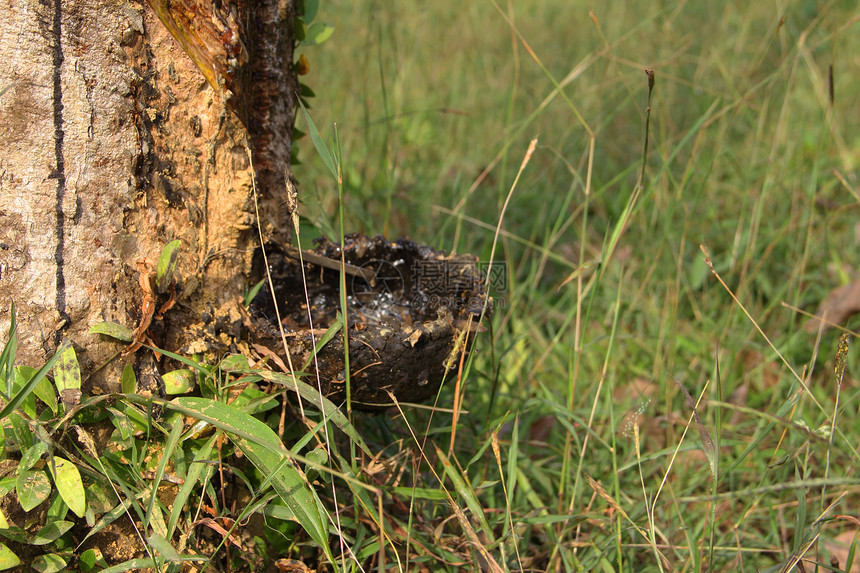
[612,377,655,403]
[274,559,315,573]
[804,281,860,333]
[528,415,555,443]
[192,518,244,549]
[823,529,859,572]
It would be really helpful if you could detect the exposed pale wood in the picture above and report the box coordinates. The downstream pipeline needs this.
[0,0,298,390]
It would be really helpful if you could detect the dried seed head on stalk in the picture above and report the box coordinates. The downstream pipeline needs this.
[672,376,717,478]
[617,398,651,439]
[285,176,300,236]
[834,331,851,386]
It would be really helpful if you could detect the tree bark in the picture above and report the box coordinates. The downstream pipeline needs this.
[0,0,298,389]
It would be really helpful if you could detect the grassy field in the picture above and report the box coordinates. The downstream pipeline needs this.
[291,0,860,571]
[1,1,858,572]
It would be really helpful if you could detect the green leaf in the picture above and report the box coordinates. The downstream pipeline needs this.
[302,0,318,22]
[94,558,152,573]
[141,345,211,376]
[0,302,16,395]
[11,368,37,419]
[121,363,137,394]
[294,17,306,43]
[16,469,51,511]
[82,481,114,514]
[161,369,195,395]
[219,354,250,373]
[46,486,69,521]
[256,369,373,458]
[298,99,337,180]
[96,557,208,573]
[109,401,167,436]
[89,322,133,342]
[156,240,181,293]
[32,372,58,415]
[436,446,496,545]
[47,456,86,518]
[167,397,332,561]
[0,543,20,570]
[8,412,33,451]
[107,406,135,441]
[0,478,14,497]
[298,83,315,98]
[0,507,8,529]
[147,502,167,538]
[54,345,82,393]
[0,527,27,544]
[31,520,73,545]
[263,502,299,521]
[520,513,588,525]
[229,386,275,414]
[78,548,108,572]
[301,22,334,46]
[144,417,183,534]
[18,442,47,473]
[390,486,447,500]
[167,433,217,538]
[243,278,266,306]
[0,340,68,420]
[306,316,342,371]
[304,447,329,482]
[845,540,857,573]
[31,553,67,573]
[147,533,181,562]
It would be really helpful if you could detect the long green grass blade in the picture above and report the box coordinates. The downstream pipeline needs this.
[166,433,217,538]
[435,446,496,546]
[95,555,205,573]
[0,302,16,394]
[0,340,69,419]
[298,99,337,180]
[144,416,183,532]
[255,369,373,457]
[167,397,332,561]
[146,533,181,562]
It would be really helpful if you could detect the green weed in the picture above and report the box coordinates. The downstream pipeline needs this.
[3,0,860,571]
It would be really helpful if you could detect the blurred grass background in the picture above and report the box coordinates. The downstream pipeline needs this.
[292,1,860,570]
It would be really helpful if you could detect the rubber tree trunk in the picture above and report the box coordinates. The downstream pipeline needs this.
[0,0,298,389]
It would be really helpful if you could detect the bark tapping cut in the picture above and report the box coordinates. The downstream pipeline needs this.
[144,0,299,206]
[49,0,69,343]
[248,235,492,411]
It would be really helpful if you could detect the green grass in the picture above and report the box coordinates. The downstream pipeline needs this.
[2,1,859,571]
[290,0,860,571]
